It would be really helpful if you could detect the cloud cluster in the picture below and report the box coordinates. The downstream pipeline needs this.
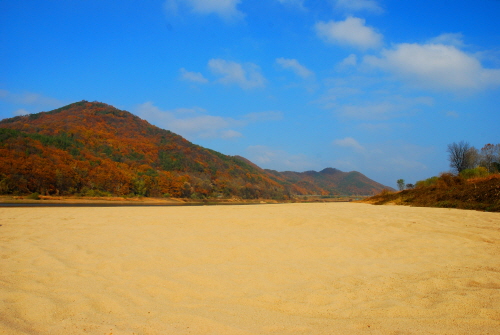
[181,57,315,92]
[180,59,266,89]
[179,68,208,83]
[171,1,499,95]
[0,90,63,115]
[137,102,242,139]
[166,0,383,21]
[427,33,465,48]
[332,137,365,152]
[365,43,500,92]
[136,102,282,140]
[338,96,433,120]
[311,14,499,96]
[208,59,266,89]
[13,109,30,116]
[276,58,314,78]
[0,90,62,107]
[315,17,383,50]
[337,54,358,68]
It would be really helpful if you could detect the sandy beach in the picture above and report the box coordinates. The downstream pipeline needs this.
[1,203,499,334]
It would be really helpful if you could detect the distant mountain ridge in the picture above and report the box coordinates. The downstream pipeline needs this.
[266,168,389,196]
[0,101,390,198]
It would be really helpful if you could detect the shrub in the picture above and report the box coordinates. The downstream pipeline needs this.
[84,189,112,197]
[436,173,464,188]
[28,192,41,200]
[379,189,394,196]
[416,176,439,188]
[190,192,203,200]
[459,166,489,180]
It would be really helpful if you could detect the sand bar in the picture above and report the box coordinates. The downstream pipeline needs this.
[1,203,499,334]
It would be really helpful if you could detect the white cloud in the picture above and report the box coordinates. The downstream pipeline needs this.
[245,145,318,171]
[164,0,243,20]
[333,0,383,13]
[339,102,399,120]
[428,33,465,48]
[336,96,433,120]
[315,17,383,50]
[136,102,282,140]
[337,54,358,69]
[208,59,266,89]
[276,58,314,78]
[13,108,30,116]
[365,42,500,92]
[180,68,208,83]
[0,90,63,107]
[220,129,244,139]
[166,115,241,138]
[136,102,242,139]
[475,49,500,68]
[333,137,365,152]
[173,106,207,114]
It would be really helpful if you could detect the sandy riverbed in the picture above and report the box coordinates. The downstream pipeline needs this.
[1,203,499,334]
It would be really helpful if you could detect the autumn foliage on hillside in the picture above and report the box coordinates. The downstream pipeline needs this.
[0,101,389,199]
[365,173,500,212]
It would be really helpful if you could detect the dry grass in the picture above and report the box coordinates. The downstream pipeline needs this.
[365,173,500,212]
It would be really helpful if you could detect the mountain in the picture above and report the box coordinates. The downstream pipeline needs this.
[272,168,390,196]
[0,101,390,199]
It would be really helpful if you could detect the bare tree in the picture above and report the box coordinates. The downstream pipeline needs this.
[447,141,476,173]
[466,146,480,169]
[480,144,496,173]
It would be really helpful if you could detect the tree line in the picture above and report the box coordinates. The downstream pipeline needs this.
[446,142,500,174]
[397,142,500,191]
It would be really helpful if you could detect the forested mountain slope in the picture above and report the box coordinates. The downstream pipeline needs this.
[275,168,390,195]
[0,101,389,198]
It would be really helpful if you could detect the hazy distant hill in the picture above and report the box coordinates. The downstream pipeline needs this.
[274,168,390,196]
[0,101,390,198]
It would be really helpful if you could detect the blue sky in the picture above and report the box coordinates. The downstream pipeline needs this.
[1,0,500,188]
